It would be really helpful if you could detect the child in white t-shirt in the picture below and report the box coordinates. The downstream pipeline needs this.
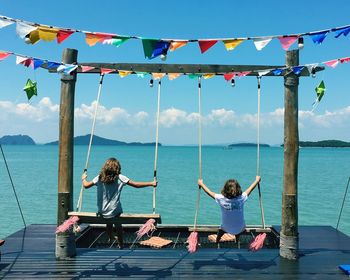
[197,176,261,242]
[82,157,157,248]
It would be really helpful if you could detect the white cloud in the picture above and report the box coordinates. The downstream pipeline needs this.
[159,108,198,127]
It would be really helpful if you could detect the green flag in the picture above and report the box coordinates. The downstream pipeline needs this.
[142,39,158,59]
[315,80,326,102]
[23,79,37,100]
[111,36,130,47]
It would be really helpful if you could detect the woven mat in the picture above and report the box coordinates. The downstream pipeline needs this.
[208,233,236,243]
[139,236,173,248]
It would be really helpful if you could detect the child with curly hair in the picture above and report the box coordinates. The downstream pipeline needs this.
[82,157,157,248]
[198,176,261,242]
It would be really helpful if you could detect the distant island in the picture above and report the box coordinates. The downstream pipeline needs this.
[228,143,270,148]
[45,134,160,146]
[298,140,350,148]
[0,135,35,145]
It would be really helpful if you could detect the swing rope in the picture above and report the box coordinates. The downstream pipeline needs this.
[76,73,105,212]
[256,76,266,229]
[153,79,161,214]
[187,77,202,253]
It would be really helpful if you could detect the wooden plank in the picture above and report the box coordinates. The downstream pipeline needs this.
[46,62,324,76]
[68,211,161,224]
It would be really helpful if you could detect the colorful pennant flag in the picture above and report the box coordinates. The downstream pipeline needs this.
[23,79,37,100]
[57,64,78,74]
[223,39,244,51]
[258,70,270,76]
[169,41,188,52]
[80,66,95,72]
[136,72,148,78]
[310,31,328,44]
[16,56,32,67]
[292,66,304,75]
[100,68,115,75]
[46,61,61,69]
[278,36,298,50]
[334,26,350,38]
[0,52,11,60]
[188,73,201,79]
[152,73,166,80]
[272,68,283,75]
[33,58,45,70]
[224,73,235,81]
[102,37,130,47]
[151,41,170,59]
[16,22,37,39]
[57,30,74,44]
[28,29,40,44]
[340,57,350,63]
[38,27,59,42]
[323,59,339,68]
[118,70,132,78]
[142,39,158,59]
[253,37,273,51]
[203,73,215,79]
[168,73,181,80]
[0,18,14,28]
[198,40,218,53]
[237,71,251,78]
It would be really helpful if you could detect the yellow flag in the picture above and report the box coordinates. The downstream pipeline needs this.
[203,74,215,79]
[118,71,132,78]
[29,30,40,44]
[152,73,166,80]
[169,41,188,52]
[38,27,59,41]
[85,33,101,47]
[223,39,244,51]
[168,73,181,80]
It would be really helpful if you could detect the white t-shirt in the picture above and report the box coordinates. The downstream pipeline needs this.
[93,174,129,218]
[214,192,248,234]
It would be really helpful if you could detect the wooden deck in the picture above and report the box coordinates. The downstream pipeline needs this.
[1,224,350,279]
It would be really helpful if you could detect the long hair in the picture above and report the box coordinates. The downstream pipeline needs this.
[99,158,121,184]
[221,179,242,199]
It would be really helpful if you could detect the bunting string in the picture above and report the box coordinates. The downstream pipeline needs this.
[0,49,350,80]
[1,14,350,59]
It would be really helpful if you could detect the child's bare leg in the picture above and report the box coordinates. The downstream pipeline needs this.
[216,229,226,243]
[106,223,114,242]
[115,223,123,248]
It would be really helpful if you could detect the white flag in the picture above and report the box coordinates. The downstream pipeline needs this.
[16,22,36,38]
[253,37,273,51]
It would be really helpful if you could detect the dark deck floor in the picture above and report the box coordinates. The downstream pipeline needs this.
[1,224,350,279]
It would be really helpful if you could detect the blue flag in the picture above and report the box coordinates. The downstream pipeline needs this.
[310,31,328,44]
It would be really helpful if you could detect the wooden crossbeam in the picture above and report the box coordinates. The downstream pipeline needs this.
[68,211,161,224]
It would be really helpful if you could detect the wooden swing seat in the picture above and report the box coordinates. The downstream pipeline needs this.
[139,236,173,248]
[68,211,161,225]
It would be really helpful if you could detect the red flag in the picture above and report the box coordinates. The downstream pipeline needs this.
[57,30,74,44]
[224,73,235,81]
[198,40,218,53]
[101,68,114,74]
[0,52,11,60]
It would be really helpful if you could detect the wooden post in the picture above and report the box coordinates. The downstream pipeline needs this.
[280,50,299,260]
[55,48,78,259]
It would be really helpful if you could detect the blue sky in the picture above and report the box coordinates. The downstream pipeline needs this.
[0,0,349,145]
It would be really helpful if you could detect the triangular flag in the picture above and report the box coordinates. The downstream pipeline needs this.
[102,36,129,47]
[38,27,59,41]
[198,40,218,53]
[142,39,158,59]
[0,52,11,61]
[23,79,37,100]
[16,56,32,67]
[169,41,188,52]
[224,73,235,81]
[188,74,201,79]
[57,64,78,74]
[100,68,115,75]
[136,72,148,78]
[272,68,283,75]
[340,57,350,63]
[168,73,181,80]
[85,33,102,46]
[203,74,215,79]
[278,36,298,50]
[81,66,94,72]
[118,70,132,78]
[323,59,339,68]
[237,71,251,78]
[57,30,74,44]
[151,41,170,59]
[46,61,61,69]
[0,18,14,28]
[16,22,37,39]
[33,58,45,70]
[258,70,270,76]
[28,30,40,44]
[292,66,304,75]
[334,26,350,38]
[253,37,273,51]
[309,31,328,44]
[305,63,318,75]
[152,73,166,80]
[223,39,244,51]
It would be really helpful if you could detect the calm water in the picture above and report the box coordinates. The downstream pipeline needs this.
[0,145,349,238]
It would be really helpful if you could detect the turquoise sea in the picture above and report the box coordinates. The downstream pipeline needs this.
[0,145,349,239]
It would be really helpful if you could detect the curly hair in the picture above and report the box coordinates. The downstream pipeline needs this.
[221,179,242,199]
[99,158,121,184]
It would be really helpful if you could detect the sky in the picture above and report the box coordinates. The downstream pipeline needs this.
[0,0,349,145]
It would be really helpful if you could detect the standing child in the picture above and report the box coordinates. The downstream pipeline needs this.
[197,176,261,243]
[82,157,157,248]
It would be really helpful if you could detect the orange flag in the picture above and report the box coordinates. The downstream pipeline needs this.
[169,41,188,52]
[119,71,132,78]
[168,73,181,80]
[152,73,166,80]
[223,39,244,51]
